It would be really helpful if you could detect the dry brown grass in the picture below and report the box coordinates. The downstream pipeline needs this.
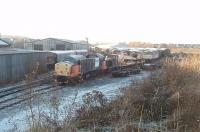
[74,54,200,131]
[170,48,200,54]
[163,55,200,131]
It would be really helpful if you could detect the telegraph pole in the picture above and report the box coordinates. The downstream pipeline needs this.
[85,37,90,50]
[85,37,89,44]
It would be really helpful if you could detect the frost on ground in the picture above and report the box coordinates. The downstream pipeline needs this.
[0,71,150,131]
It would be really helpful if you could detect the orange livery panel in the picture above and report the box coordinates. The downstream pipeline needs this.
[70,65,80,78]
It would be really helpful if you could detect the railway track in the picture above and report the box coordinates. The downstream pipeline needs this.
[0,75,53,98]
[0,85,64,111]
[0,73,62,111]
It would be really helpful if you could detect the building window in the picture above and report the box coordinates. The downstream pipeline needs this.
[56,44,65,50]
[34,44,43,51]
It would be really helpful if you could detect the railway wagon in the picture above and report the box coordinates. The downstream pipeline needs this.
[47,50,89,70]
[55,55,102,83]
[143,50,160,63]
[105,54,119,70]
[105,53,144,72]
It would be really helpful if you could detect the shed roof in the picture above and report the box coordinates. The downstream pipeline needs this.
[0,48,45,55]
[49,50,88,54]
[44,38,88,45]
[49,50,76,55]
[0,39,9,47]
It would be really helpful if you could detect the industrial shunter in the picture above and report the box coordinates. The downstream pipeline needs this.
[54,54,106,84]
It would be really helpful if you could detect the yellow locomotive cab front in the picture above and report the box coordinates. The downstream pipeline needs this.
[55,62,72,77]
[55,61,81,84]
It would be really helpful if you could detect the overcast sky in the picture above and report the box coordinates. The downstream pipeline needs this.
[0,0,200,43]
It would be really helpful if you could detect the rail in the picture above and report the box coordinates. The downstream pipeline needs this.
[0,73,59,111]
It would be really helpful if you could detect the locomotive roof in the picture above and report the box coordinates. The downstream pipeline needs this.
[63,55,86,64]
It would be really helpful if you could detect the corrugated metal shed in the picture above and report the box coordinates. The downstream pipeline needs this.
[24,38,89,51]
[0,48,48,84]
